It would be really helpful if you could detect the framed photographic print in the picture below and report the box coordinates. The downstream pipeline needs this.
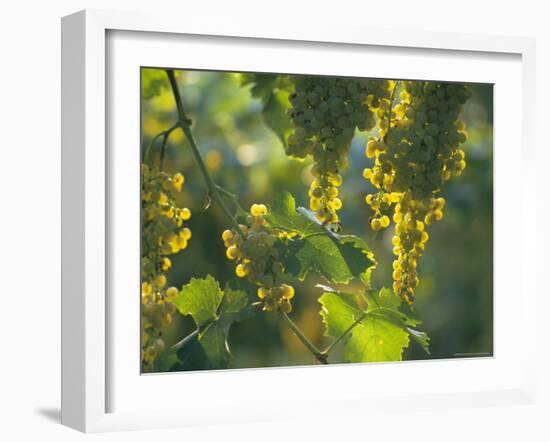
[61,9,537,432]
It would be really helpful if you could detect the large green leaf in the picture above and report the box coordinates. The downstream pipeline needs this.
[173,277,254,370]
[241,74,293,145]
[266,192,376,284]
[319,287,430,363]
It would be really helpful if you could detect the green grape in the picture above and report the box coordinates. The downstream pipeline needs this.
[286,75,392,224]
[363,80,471,303]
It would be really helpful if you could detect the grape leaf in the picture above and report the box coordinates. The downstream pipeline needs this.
[141,68,169,100]
[173,275,223,327]
[267,190,320,235]
[241,74,293,145]
[240,73,279,101]
[267,192,376,284]
[319,287,430,363]
[173,277,254,370]
[406,327,430,355]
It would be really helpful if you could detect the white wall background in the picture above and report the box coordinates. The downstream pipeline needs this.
[0,0,547,440]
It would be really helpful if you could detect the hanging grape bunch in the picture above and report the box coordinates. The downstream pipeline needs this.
[363,80,471,304]
[140,164,192,369]
[222,204,295,313]
[286,76,392,226]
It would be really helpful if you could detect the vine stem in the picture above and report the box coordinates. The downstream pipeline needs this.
[280,312,328,365]
[143,123,178,165]
[171,328,199,350]
[165,69,245,237]
[216,185,249,217]
[159,124,180,171]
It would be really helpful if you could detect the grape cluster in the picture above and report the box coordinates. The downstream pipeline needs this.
[362,81,470,303]
[222,204,295,313]
[140,164,192,370]
[286,75,392,225]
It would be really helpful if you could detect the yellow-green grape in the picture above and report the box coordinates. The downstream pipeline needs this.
[226,245,240,260]
[180,208,192,221]
[172,172,184,192]
[155,274,167,288]
[222,204,294,312]
[222,229,234,243]
[250,203,268,217]
[160,257,171,271]
[140,164,192,371]
[180,227,192,240]
[165,286,178,302]
[235,263,247,278]
[286,76,392,224]
[362,81,471,303]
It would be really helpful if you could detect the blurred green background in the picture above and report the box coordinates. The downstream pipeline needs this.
[141,68,493,369]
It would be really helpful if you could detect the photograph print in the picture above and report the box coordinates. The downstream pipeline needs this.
[140,68,493,373]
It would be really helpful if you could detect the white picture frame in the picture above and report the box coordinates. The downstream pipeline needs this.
[61,9,537,433]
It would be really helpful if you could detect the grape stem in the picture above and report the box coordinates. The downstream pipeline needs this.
[143,123,179,167]
[165,69,245,237]
[302,231,330,239]
[280,312,328,365]
[215,185,249,218]
[159,124,180,171]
